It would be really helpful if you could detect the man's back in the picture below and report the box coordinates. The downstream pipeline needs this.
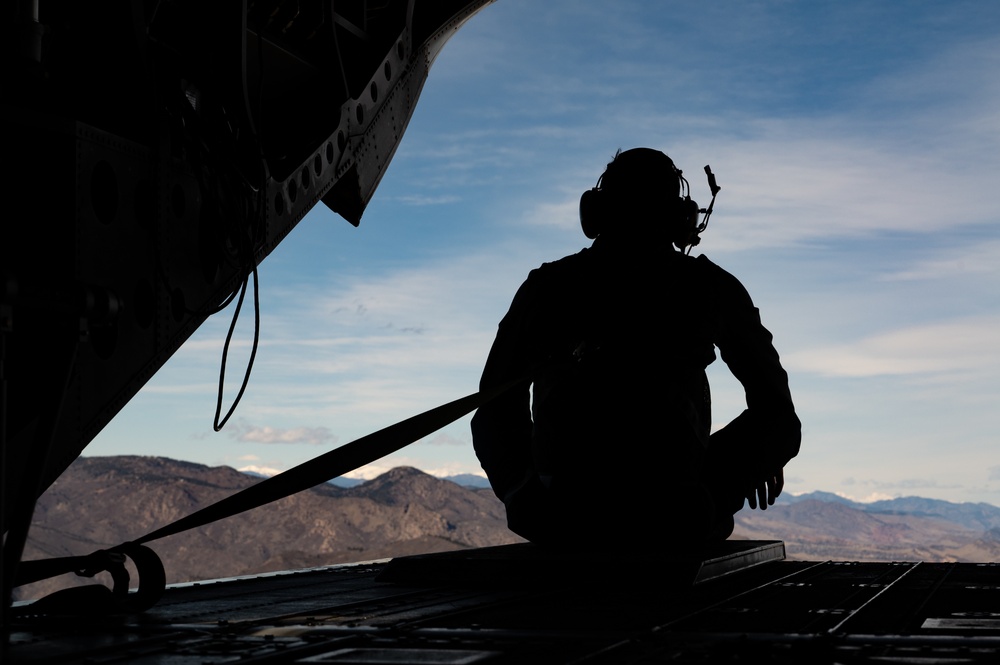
[471,148,800,547]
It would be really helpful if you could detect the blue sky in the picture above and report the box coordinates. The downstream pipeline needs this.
[88,1,1000,505]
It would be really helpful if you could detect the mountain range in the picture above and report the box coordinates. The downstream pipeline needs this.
[278,470,492,489]
[776,490,1000,532]
[735,491,1000,562]
[18,456,520,601]
[17,456,1000,600]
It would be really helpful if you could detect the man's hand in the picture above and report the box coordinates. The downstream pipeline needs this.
[746,468,784,510]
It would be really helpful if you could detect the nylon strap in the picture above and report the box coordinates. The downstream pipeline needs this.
[135,378,522,545]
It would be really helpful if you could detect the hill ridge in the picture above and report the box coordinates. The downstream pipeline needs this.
[21,456,1000,600]
[19,455,519,601]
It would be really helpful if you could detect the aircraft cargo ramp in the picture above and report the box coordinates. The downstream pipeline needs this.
[9,541,1000,664]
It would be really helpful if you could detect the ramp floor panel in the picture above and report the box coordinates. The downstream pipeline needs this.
[8,543,1000,663]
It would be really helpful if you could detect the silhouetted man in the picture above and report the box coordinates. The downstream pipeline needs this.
[472,148,801,548]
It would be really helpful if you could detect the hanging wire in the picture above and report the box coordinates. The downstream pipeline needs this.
[212,5,269,432]
[213,264,260,431]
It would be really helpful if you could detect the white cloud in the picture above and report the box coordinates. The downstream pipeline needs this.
[838,478,966,498]
[521,198,581,232]
[394,194,461,206]
[785,317,1000,379]
[141,380,219,394]
[237,464,285,478]
[425,464,486,479]
[880,240,1000,282]
[835,491,895,503]
[338,453,486,480]
[340,461,401,480]
[228,420,338,446]
[425,432,468,447]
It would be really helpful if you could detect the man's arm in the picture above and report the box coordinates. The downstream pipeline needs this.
[706,260,801,503]
[471,276,538,503]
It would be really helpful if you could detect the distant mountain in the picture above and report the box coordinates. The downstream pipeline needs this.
[735,494,1000,563]
[327,476,366,488]
[329,474,490,489]
[777,491,1000,533]
[21,457,1000,602]
[20,456,521,601]
[240,469,486,489]
[777,490,860,507]
[444,473,493,489]
[862,496,1000,532]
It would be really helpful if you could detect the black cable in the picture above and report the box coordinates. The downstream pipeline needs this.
[211,2,268,433]
[213,264,260,432]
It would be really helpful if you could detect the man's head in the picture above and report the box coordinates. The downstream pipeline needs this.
[579,147,700,249]
[599,147,680,200]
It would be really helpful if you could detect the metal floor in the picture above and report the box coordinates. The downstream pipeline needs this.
[8,541,1000,664]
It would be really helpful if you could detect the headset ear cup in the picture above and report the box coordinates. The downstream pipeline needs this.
[672,197,701,249]
[579,188,605,239]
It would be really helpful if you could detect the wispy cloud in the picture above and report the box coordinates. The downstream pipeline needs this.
[879,240,1000,282]
[838,476,966,501]
[785,317,1000,379]
[425,432,467,447]
[835,491,896,504]
[227,420,338,446]
[336,452,485,480]
[395,194,461,206]
[237,464,285,477]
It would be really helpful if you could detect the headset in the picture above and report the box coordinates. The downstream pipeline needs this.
[579,149,721,254]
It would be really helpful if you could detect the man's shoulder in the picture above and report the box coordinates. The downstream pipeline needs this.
[530,246,595,279]
[692,252,723,272]
[693,253,742,282]
[691,253,755,305]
